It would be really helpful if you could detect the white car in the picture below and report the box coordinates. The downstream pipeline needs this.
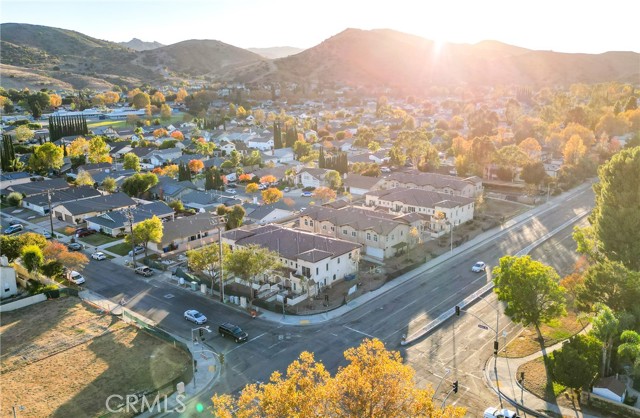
[483,407,520,418]
[128,246,144,257]
[67,271,86,285]
[184,310,207,325]
[91,251,107,260]
[380,167,391,173]
[471,261,487,272]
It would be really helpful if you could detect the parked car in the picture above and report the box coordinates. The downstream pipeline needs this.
[75,228,96,238]
[283,187,290,192]
[134,266,153,277]
[3,223,24,235]
[219,322,248,343]
[67,270,85,285]
[41,230,52,239]
[258,183,268,190]
[91,251,107,260]
[184,309,207,325]
[128,246,144,257]
[483,407,520,418]
[226,189,237,195]
[301,191,313,197]
[471,261,487,272]
[67,242,84,251]
[227,183,237,189]
[380,166,391,173]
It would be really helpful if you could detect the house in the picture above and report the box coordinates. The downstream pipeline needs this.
[218,141,236,155]
[222,224,361,296]
[7,178,69,198]
[22,186,102,215]
[0,256,18,300]
[77,162,112,175]
[247,136,274,151]
[271,147,295,163]
[109,142,133,159]
[0,172,32,192]
[343,173,380,196]
[52,192,136,224]
[592,376,627,403]
[129,147,156,160]
[245,201,296,225]
[365,188,475,237]
[85,201,174,237]
[148,211,222,253]
[150,177,198,201]
[373,172,483,198]
[181,190,240,212]
[298,205,425,260]
[296,168,332,188]
[148,147,183,167]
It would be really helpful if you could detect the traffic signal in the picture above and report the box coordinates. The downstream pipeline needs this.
[455,306,460,316]
[494,340,499,355]
[452,380,458,393]
[199,328,205,339]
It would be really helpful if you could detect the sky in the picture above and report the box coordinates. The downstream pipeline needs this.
[2,0,638,54]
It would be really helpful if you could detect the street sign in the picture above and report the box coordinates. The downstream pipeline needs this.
[477,324,489,330]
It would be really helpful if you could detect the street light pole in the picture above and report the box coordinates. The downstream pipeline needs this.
[446,220,453,253]
[47,190,54,238]
[432,368,451,400]
[125,208,136,268]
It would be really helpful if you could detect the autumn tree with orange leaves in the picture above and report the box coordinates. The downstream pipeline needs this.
[313,186,337,202]
[188,159,204,173]
[211,338,465,418]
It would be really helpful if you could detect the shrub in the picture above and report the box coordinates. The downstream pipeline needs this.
[7,192,23,206]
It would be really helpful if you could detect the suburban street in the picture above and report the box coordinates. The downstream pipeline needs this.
[2,183,594,416]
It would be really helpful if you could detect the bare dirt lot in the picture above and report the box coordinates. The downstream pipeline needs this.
[1,296,191,418]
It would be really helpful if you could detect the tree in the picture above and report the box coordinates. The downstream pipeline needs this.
[7,191,23,207]
[101,177,117,193]
[125,216,163,258]
[188,159,204,173]
[168,199,184,212]
[75,170,95,186]
[68,137,89,157]
[123,152,141,171]
[551,334,601,396]
[245,183,259,194]
[493,255,566,340]
[15,125,34,143]
[589,146,640,270]
[618,330,640,377]
[293,140,311,160]
[262,187,283,204]
[153,128,168,138]
[121,173,159,197]
[259,175,277,185]
[518,137,542,160]
[43,241,88,272]
[223,244,282,306]
[590,303,619,376]
[563,135,587,166]
[494,145,529,182]
[170,131,184,141]
[22,245,44,273]
[575,260,640,313]
[211,338,465,418]
[0,232,47,262]
[521,161,547,185]
[324,170,342,189]
[88,137,112,163]
[49,93,62,108]
[313,187,336,202]
[187,244,229,282]
[29,143,64,173]
[216,204,245,230]
[132,92,151,109]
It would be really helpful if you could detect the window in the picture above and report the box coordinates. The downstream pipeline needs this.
[331,226,335,231]
[352,231,356,237]
[302,266,311,277]
[337,258,340,264]
[326,263,329,271]
[349,252,352,259]
[373,235,378,242]
[310,221,314,226]
[367,233,371,240]
[343,229,348,235]
[316,267,319,275]
[322,225,326,230]
[304,219,308,226]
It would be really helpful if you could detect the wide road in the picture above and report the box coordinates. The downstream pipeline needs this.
[78,184,594,416]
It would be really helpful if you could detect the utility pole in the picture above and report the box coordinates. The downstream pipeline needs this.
[47,190,54,237]
[125,208,136,268]
[218,216,225,302]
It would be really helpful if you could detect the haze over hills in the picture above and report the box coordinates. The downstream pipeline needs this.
[1,23,638,91]
[118,38,164,51]
[248,46,304,59]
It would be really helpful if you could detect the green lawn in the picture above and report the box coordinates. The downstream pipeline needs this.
[103,242,132,256]
[78,233,120,246]
[87,113,187,130]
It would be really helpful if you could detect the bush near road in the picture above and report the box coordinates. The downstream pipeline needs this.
[1,296,191,417]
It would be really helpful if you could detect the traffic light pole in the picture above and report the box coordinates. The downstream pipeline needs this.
[440,380,458,408]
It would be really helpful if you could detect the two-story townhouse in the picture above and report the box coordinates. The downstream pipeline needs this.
[373,172,483,198]
[365,188,475,237]
[298,205,426,260]
[222,224,361,297]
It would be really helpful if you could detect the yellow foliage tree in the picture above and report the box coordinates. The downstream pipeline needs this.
[153,128,169,138]
[49,94,62,108]
[563,134,587,165]
[211,339,466,418]
[261,187,283,204]
[68,137,89,157]
[245,183,259,194]
[175,88,188,103]
[518,137,542,160]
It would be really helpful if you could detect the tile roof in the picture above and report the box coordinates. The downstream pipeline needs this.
[367,188,474,208]
[384,172,476,191]
[303,205,409,235]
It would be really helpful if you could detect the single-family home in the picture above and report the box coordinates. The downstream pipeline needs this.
[52,192,136,224]
[85,201,174,237]
[373,172,483,198]
[247,136,274,151]
[0,256,18,300]
[0,172,32,192]
[365,188,475,237]
[218,141,236,155]
[109,142,134,160]
[296,168,333,188]
[181,190,241,212]
[245,201,296,225]
[7,178,69,198]
[222,224,361,296]
[150,177,198,202]
[592,376,627,403]
[22,186,102,215]
[147,211,223,253]
[148,147,183,167]
[343,173,380,196]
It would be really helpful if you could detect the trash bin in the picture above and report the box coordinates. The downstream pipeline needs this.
[191,281,197,291]
[178,278,185,286]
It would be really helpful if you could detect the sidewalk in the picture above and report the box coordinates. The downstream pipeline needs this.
[485,325,601,418]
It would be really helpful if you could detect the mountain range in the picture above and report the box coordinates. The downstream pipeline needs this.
[1,23,638,91]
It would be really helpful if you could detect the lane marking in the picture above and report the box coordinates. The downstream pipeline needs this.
[343,325,375,338]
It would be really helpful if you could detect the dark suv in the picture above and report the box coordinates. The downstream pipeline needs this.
[218,323,248,343]
[75,228,96,238]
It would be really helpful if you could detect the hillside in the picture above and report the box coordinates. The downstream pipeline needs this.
[248,46,303,59]
[119,38,164,51]
[135,40,267,78]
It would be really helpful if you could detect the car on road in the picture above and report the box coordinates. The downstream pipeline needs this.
[301,191,313,197]
[184,309,207,325]
[483,407,520,418]
[471,261,487,272]
[134,266,154,277]
[219,322,248,343]
[380,166,391,173]
[67,242,84,251]
[91,251,107,260]
[67,270,85,285]
[128,246,144,257]
[75,228,96,238]
[3,223,24,235]
[283,187,290,192]
[227,183,237,188]
[41,230,52,239]
[226,189,237,195]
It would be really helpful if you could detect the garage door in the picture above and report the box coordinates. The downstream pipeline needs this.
[365,246,384,259]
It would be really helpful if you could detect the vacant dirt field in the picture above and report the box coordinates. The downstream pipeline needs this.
[1,296,191,418]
